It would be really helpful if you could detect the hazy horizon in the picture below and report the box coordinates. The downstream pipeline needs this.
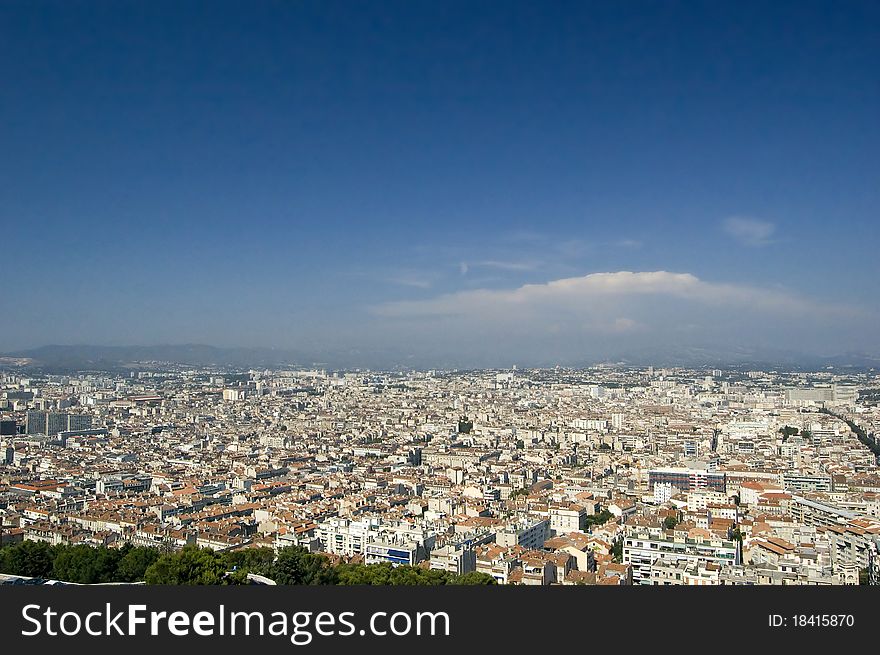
[5,340,880,372]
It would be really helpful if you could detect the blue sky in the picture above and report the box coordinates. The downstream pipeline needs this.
[1,0,878,365]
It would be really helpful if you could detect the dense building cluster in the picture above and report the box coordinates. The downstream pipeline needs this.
[2,364,880,585]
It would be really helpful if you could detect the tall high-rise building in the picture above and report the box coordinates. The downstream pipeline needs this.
[25,411,92,435]
[785,385,858,405]
[25,411,47,435]
[67,414,93,431]
[46,412,68,436]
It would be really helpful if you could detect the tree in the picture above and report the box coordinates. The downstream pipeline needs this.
[1,542,162,583]
[336,562,393,585]
[115,546,160,582]
[144,546,228,585]
[271,547,338,585]
[391,566,453,585]
[0,540,57,578]
[585,510,614,528]
[0,542,496,586]
[333,562,490,586]
[220,547,275,576]
[52,544,122,584]
[449,571,496,585]
[663,516,678,530]
[820,408,880,458]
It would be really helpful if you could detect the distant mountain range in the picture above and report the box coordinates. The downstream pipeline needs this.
[2,343,880,373]
[0,344,306,372]
[600,345,880,370]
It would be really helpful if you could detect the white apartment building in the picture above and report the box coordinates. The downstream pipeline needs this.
[623,526,739,585]
[495,518,549,550]
[549,503,587,536]
[317,517,435,565]
[430,543,477,575]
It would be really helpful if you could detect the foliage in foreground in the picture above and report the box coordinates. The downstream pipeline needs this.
[0,540,159,584]
[0,541,496,586]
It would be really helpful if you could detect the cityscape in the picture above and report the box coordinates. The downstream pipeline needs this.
[2,362,879,586]
[2,0,878,613]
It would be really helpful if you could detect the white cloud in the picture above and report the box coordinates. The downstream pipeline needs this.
[722,216,776,246]
[373,270,831,319]
[361,270,876,365]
